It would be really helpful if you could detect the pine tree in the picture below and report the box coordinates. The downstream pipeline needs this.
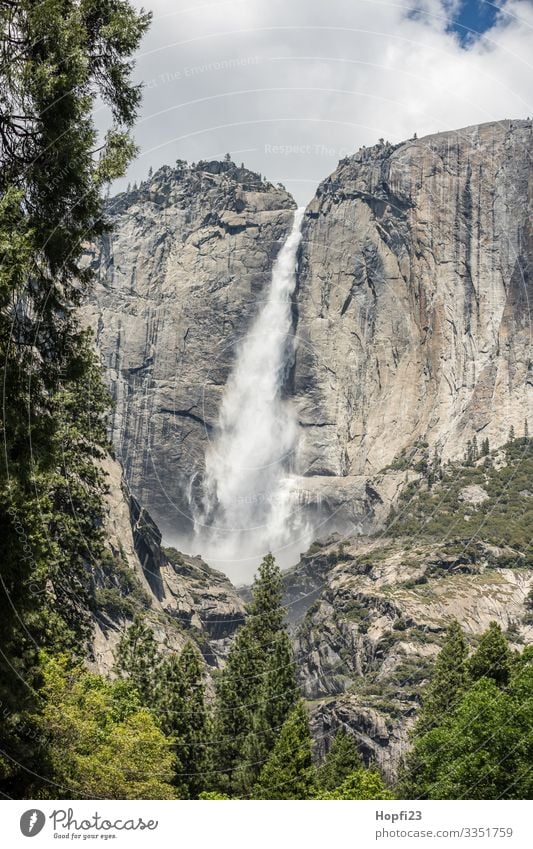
[525,419,529,439]
[0,0,150,796]
[468,621,513,688]
[509,425,516,442]
[254,702,315,800]
[155,643,210,799]
[247,553,285,639]
[399,627,531,799]
[481,437,490,457]
[398,654,533,800]
[416,620,469,733]
[114,615,160,705]
[316,727,361,791]
[399,620,468,796]
[212,553,298,795]
[260,631,299,748]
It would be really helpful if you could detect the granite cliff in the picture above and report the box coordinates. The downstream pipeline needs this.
[82,160,295,538]
[84,119,532,543]
[91,455,245,676]
[291,119,532,532]
[84,120,532,779]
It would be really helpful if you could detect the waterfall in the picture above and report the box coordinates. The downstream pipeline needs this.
[193,207,311,581]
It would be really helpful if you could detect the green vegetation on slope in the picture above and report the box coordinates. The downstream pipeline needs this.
[400,621,533,799]
[387,438,533,563]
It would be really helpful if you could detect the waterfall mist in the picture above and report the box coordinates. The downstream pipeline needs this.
[192,208,313,582]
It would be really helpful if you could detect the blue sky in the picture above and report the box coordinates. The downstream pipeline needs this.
[111,0,533,203]
[448,1,504,43]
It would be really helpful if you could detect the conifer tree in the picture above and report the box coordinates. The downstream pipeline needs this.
[212,553,298,795]
[416,619,469,733]
[260,631,299,748]
[0,0,150,795]
[114,615,160,704]
[468,621,513,688]
[399,626,531,799]
[399,620,468,796]
[316,727,361,791]
[399,656,533,800]
[254,702,315,800]
[155,642,210,799]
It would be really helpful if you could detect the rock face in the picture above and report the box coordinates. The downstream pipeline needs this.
[82,161,295,537]
[293,119,532,529]
[91,454,245,675]
[285,531,532,781]
[85,121,532,543]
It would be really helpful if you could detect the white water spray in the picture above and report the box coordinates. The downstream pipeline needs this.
[193,208,311,581]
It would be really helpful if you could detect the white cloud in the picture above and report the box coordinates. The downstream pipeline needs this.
[113,0,533,202]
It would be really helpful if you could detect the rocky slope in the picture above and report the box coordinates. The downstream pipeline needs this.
[283,438,533,780]
[82,161,295,537]
[292,119,532,532]
[91,455,245,675]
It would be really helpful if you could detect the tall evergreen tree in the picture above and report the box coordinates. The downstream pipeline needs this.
[399,620,469,796]
[0,0,151,794]
[254,701,315,800]
[399,626,531,799]
[212,553,298,796]
[155,642,210,799]
[416,619,469,733]
[468,621,513,688]
[114,615,159,705]
[316,727,361,791]
[399,663,533,800]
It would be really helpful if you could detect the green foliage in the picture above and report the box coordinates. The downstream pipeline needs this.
[34,655,175,799]
[316,727,361,791]
[155,642,210,798]
[387,439,533,561]
[318,768,394,800]
[399,626,533,799]
[199,791,231,800]
[115,615,159,705]
[468,622,513,688]
[0,0,150,795]
[212,554,298,796]
[94,552,151,619]
[254,702,315,800]
[416,620,469,733]
[114,619,211,798]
